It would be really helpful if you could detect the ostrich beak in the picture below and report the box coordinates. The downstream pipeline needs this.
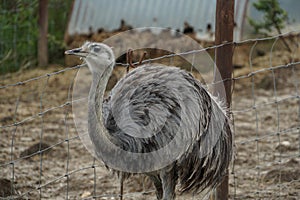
[65,48,88,57]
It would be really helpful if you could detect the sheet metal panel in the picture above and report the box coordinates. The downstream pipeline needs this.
[67,0,248,41]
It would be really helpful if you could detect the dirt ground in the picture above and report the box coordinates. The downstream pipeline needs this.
[1,32,300,199]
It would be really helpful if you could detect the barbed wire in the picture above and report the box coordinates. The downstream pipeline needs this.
[0,65,83,89]
[1,30,299,89]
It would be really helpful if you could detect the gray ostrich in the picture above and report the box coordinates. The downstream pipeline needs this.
[65,42,232,200]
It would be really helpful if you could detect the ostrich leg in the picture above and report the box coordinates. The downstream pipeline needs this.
[160,165,178,200]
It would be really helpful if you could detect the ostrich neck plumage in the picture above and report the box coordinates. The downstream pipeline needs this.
[88,62,114,147]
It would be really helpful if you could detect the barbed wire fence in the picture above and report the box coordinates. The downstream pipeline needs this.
[0,29,299,199]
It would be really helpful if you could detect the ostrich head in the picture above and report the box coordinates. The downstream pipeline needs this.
[65,42,115,74]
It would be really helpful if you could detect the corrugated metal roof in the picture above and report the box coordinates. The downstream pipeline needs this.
[67,0,300,41]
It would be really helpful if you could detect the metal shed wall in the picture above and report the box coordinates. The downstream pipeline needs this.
[67,0,248,41]
[68,0,300,41]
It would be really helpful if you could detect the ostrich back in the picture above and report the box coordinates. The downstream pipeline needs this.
[102,64,232,194]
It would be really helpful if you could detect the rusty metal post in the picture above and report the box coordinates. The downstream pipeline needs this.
[213,0,235,200]
[38,0,48,67]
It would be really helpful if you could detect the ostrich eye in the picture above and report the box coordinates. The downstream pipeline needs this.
[93,46,101,53]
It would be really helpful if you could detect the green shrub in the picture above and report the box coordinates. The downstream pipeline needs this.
[248,0,292,52]
[0,0,72,74]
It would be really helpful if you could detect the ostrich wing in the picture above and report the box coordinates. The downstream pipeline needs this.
[103,64,212,154]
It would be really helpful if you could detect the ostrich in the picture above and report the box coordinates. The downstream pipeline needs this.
[65,42,232,200]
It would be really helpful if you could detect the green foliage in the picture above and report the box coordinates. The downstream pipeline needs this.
[0,0,72,74]
[248,0,288,35]
[0,0,38,74]
[48,0,73,63]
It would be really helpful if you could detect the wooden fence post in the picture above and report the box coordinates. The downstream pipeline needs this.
[38,0,48,67]
[213,0,235,199]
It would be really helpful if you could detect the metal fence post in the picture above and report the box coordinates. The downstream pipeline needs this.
[213,0,235,199]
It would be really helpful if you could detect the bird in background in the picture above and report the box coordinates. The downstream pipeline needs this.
[65,42,232,200]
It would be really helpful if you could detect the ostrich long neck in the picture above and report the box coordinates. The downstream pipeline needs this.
[88,62,114,154]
